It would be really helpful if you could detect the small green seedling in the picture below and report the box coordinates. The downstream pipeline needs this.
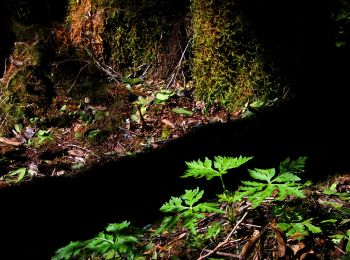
[158,188,223,234]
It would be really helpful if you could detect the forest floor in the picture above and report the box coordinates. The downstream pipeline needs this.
[0,78,240,186]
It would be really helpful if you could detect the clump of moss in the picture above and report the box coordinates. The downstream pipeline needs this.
[0,34,53,136]
[191,0,282,111]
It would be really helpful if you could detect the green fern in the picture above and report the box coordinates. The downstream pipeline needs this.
[233,162,305,208]
[330,230,350,253]
[158,188,223,234]
[278,218,322,238]
[52,221,140,260]
[279,156,307,175]
[52,241,85,260]
[182,156,253,191]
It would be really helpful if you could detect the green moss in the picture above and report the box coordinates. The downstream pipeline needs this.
[66,0,187,76]
[191,0,282,111]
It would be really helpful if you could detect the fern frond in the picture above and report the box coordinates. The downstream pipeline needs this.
[213,156,253,173]
[182,158,220,180]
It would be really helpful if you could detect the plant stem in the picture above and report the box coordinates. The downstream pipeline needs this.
[219,176,226,191]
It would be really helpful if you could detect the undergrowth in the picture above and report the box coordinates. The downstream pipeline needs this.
[53,156,350,259]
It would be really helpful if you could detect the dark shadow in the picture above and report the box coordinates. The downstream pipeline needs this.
[1,101,350,259]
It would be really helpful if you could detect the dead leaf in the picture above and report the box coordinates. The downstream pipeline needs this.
[161,119,175,128]
[0,180,9,188]
[290,242,306,255]
[270,224,287,257]
[67,149,85,157]
[300,249,315,260]
[73,123,85,133]
[240,230,261,259]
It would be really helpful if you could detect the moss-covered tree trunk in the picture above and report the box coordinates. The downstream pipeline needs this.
[191,0,283,111]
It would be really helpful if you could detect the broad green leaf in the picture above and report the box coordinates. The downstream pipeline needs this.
[14,123,23,133]
[172,107,193,116]
[156,93,170,101]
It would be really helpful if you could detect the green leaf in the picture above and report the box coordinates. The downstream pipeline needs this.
[158,188,221,234]
[193,202,223,213]
[8,167,27,183]
[213,156,252,173]
[302,219,322,234]
[14,123,23,133]
[248,168,275,182]
[346,239,350,253]
[182,158,220,180]
[156,93,170,101]
[52,241,84,260]
[234,162,305,207]
[278,218,321,239]
[181,188,204,207]
[273,173,301,183]
[172,107,193,116]
[106,221,130,233]
[248,184,275,208]
[279,157,307,174]
[121,77,143,85]
[160,197,187,213]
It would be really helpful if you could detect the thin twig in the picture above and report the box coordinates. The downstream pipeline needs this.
[198,211,248,260]
[67,63,89,94]
[2,58,7,79]
[166,39,191,89]
[202,249,240,258]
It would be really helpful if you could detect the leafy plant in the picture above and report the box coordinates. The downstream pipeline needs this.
[233,157,306,208]
[273,204,321,239]
[330,230,350,253]
[172,107,193,116]
[52,221,141,260]
[28,129,54,147]
[279,156,307,175]
[182,156,253,191]
[278,218,321,238]
[6,167,28,183]
[154,89,176,103]
[158,188,223,234]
